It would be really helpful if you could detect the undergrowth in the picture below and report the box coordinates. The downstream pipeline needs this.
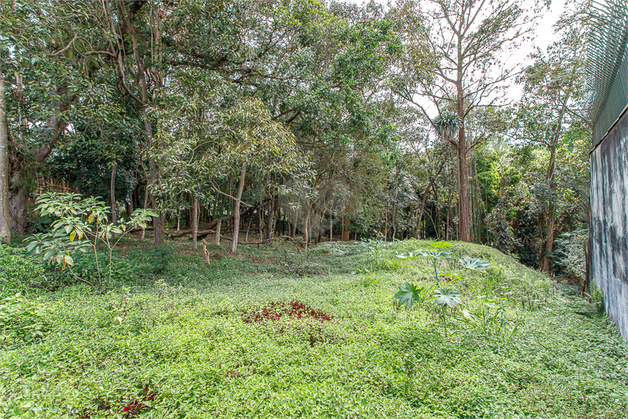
[0,237,626,418]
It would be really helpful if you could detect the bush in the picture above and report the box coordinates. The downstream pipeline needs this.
[55,251,144,285]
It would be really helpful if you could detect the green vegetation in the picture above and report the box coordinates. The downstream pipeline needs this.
[0,0,620,417]
[1,238,626,418]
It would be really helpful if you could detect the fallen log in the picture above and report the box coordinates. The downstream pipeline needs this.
[168,204,260,238]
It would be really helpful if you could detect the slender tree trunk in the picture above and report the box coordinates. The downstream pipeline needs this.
[230,162,247,253]
[192,196,199,250]
[343,217,350,241]
[540,94,569,272]
[457,87,471,242]
[541,142,559,272]
[329,200,333,241]
[215,219,222,246]
[304,207,310,247]
[392,166,400,241]
[384,206,389,241]
[266,192,275,242]
[0,68,10,243]
[116,0,163,246]
[110,163,117,225]
[143,112,164,246]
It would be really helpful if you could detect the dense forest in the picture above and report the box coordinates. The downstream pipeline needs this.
[0,0,589,277]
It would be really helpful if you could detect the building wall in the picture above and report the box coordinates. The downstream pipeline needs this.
[590,109,628,342]
[592,51,628,146]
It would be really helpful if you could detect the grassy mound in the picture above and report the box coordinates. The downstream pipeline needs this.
[1,239,627,418]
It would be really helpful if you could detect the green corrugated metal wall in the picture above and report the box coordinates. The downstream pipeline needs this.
[589,0,628,144]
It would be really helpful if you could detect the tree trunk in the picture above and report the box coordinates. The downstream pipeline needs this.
[541,142,559,272]
[144,115,163,246]
[0,68,10,243]
[384,206,389,241]
[215,219,222,246]
[329,200,333,241]
[540,93,569,272]
[110,163,117,225]
[457,82,471,242]
[343,217,351,241]
[9,186,28,235]
[230,162,246,253]
[266,192,275,242]
[192,196,199,250]
[304,207,310,247]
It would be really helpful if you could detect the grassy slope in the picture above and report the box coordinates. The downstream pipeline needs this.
[1,238,627,418]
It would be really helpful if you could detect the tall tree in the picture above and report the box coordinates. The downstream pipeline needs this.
[0,0,98,234]
[393,0,540,242]
[517,4,589,271]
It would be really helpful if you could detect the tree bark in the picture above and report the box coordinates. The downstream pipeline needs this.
[192,196,199,250]
[329,199,333,241]
[457,76,471,242]
[215,219,221,246]
[0,68,10,243]
[230,162,247,253]
[116,0,163,246]
[304,207,310,246]
[540,92,569,272]
[266,192,275,242]
[342,217,350,241]
[110,163,117,225]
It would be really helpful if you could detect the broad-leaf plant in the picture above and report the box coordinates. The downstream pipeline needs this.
[394,241,490,336]
[26,193,156,287]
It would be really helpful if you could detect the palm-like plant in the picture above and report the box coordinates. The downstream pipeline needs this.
[433,113,462,143]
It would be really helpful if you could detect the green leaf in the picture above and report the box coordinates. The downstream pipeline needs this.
[418,249,451,259]
[459,257,491,270]
[435,288,462,308]
[395,252,420,260]
[461,308,475,322]
[394,282,425,309]
[425,240,452,249]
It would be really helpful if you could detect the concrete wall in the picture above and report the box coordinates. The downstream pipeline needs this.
[590,109,628,342]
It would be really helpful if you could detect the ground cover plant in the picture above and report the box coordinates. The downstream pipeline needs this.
[0,237,627,418]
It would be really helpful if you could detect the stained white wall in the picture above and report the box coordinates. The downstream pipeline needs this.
[590,110,628,342]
